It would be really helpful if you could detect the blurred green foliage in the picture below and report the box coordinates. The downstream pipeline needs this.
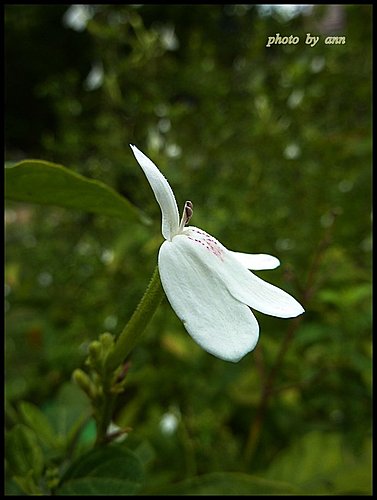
[5,4,371,495]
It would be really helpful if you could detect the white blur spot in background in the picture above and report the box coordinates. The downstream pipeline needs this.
[257,4,313,20]
[338,179,354,193]
[159,411,180,435]
[100,249,115,265]
[166,144,182,159]
[287,89,304,109]
[159,25,179,51]
[284,143,301,160]
[37,272,53,287]
[311,56,326,73]
[63,5,94,32]
[84,62,104,91]
[103,315,118,330]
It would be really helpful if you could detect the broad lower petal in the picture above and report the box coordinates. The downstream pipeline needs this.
[181,226,305,319]
[158,237,260,362]
[230,251,280,270]
[130,145,179,240]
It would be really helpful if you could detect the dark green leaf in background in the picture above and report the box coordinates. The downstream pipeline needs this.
[265,431,372,495]
[154,472,302,495]
[18,401,58,450]
[41,382,96,454]
[57,445,145,495]
[5,160,149,224]
[6,424,44,477]
[5,424,44,494]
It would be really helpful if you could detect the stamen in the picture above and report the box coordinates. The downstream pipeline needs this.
[184,200,193,224]
[179,200,193,231]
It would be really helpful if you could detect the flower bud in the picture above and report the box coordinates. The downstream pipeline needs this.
[100,332,115,350]
[88,340,102,360]
[72,368,96,399]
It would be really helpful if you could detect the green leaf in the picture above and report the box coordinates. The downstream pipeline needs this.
[19,401,57,450]
[330,438,372,495]
[153,472,301,495]
[13,471,42,496]
[43,382,92,439]
[266,431,344,494]
[4,476,24,496]
[42,382,95,453]
[6,424,44,477]
[5,160,149,223]
[56,478,141,495]
[265,431,372,495]
[57,445,144,495]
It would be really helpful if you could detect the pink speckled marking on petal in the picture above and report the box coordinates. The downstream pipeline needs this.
[187,228,225,261]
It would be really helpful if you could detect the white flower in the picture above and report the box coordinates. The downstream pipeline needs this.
[130,145,304,362]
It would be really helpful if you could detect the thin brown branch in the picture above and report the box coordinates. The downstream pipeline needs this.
[243,215,338,464]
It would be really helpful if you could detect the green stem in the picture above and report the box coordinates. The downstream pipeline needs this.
[105,265,164,371]
[95,383,116,446]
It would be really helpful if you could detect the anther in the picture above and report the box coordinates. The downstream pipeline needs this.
[179,200,194,230]
[184,201,193,224]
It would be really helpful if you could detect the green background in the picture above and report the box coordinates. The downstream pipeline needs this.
[5,5,372,495]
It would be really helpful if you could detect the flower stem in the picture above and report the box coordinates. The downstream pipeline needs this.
[105,265,164,371]
[95,382,116,446]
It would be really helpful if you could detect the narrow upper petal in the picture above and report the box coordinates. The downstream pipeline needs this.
[158,236,260,362]
[181,226,305,318]
[130,145,179,240]
[230,251,280,270]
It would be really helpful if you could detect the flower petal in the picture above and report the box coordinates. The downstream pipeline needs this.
[230,251,280,270]
[183,226,305,318]
[228,267,305,318]
[158,237,259,362]
[130,145,179,240]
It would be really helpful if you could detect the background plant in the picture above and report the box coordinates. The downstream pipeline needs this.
[5,4,371,495]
